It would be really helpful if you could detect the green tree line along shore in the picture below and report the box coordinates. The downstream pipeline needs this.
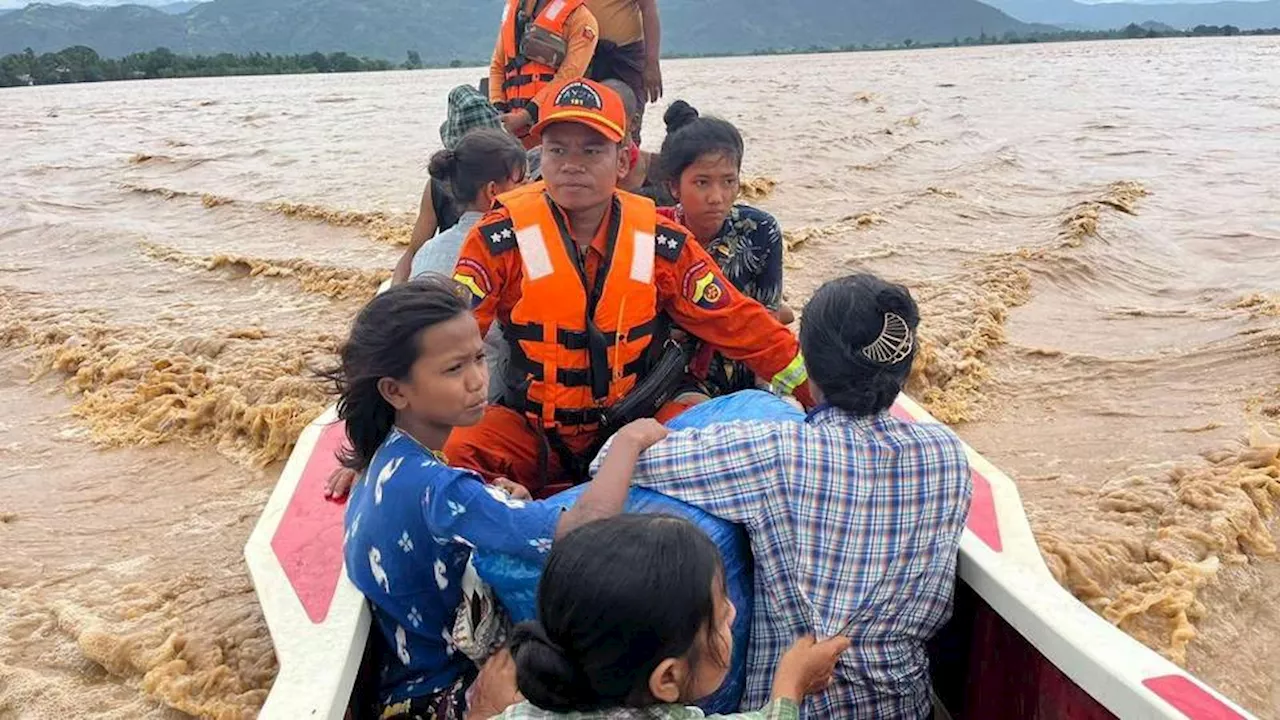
[0,46,418,87]
[3,24,1278,88]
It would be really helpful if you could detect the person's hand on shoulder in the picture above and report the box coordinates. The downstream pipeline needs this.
[556,418,668,536]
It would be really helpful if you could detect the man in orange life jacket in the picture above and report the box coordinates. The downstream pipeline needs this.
[489,0,599,148]
[449,78,814,497]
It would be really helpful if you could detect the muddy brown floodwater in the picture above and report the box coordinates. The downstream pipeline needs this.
[2,37,1279,719]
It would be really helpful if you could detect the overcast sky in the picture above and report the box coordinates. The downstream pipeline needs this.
[2,0,1271,9]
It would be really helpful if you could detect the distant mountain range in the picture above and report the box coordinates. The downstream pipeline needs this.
[0,0,1041,61]
[151,1,199,12]
[3,0,1275,62]
[983,0,1280,29]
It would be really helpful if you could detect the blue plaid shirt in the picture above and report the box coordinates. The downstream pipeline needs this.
[596,407,971,719]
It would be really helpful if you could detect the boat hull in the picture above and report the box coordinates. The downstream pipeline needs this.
[245,396,1254,720]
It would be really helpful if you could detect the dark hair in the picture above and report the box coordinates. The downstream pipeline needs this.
[427,128,526,205]
[657,101,744,186]
[799,273,920,416]
[322,275,470,471]
[510,515,728,712]
[601,78,639,126]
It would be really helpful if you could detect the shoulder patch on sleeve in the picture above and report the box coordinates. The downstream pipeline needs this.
[653,224,688,262]
[681,260,731,310]
[477,216,517,255]
[452,257,493,308]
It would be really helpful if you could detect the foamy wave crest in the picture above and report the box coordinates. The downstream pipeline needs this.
[1038,425,1280,665]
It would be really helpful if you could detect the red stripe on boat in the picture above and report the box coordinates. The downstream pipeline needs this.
[270,421,349,623]
[1143,676,1246,720]
[967,470,1002,552]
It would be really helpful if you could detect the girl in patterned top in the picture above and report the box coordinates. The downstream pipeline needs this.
[654,102,796,410]
[495,514,850,720]
[326,277,667,720]
[392,85,501,284]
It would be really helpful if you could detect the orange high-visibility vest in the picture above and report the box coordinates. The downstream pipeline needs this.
[500,0,586,109]
[500,188,659,431]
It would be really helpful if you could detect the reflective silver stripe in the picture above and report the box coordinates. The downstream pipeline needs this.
[516,224,554,280]
[630,230,655,283]
[543,0,568,21]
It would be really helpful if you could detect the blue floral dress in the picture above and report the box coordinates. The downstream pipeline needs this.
[343,428,562,713]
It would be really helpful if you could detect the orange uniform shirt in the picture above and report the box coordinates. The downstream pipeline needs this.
[489,2,599,113]
[585,0,643,46]
[452,192,813,406]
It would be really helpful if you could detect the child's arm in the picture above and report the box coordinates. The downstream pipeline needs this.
[590,421,779,526]
[555,418,667,538]
[422,420,665,562]
[391,181,440,284]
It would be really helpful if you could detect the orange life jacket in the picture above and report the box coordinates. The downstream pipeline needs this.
[500,0,585,110]
[499,188,659,432]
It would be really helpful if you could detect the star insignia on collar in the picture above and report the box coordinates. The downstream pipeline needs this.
[654,227,687,261]
[478,218,517,254]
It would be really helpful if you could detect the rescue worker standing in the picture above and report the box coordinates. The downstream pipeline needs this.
[489,0,599,148]
[448,78,814,497]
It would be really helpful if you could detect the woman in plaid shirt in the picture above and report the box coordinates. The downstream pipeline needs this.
[593,273,973,719]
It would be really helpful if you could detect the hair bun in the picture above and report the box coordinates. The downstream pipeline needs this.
[663,100,700,133]
[427,148,459,180]
[799,273,920,416]
[509,622,596,711]
[510,622,563,654]
[874,287,916,320]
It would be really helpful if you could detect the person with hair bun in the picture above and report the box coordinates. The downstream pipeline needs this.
[324,129,532,502]
[654,101,794,413]
[495,515,850,720]
[328,278,668,720]
[593,273,974,719]
[412,128,528,405]
[392,85,505,285]
[409,129,529,283]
